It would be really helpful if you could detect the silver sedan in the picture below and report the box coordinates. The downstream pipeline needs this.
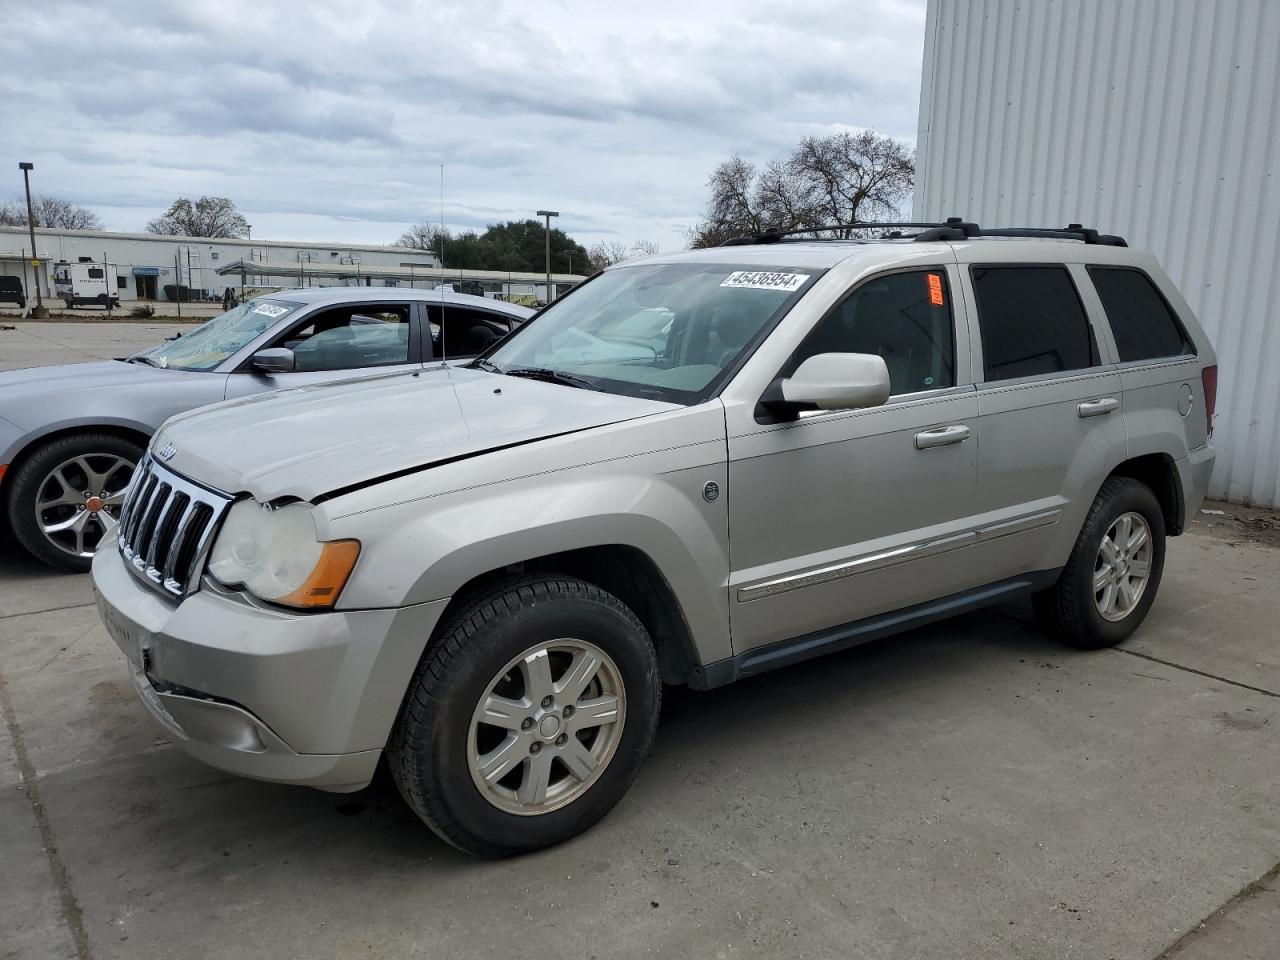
[0,286,531,571]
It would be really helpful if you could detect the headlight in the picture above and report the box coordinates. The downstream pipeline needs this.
[208,500,360,609]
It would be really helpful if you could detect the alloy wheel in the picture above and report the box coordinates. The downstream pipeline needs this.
[34,453,135,560]
[467,638,626,816]
[1093,511,1153,622]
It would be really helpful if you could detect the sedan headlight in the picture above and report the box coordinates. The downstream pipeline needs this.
[208,500,360,609]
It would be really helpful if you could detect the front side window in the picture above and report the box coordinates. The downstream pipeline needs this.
[785,269,956,395]
[972,266,1097,382]
[484,262,821,403]
[278,304,412,372]
[139,299,302,371]
[1087,266,1193,362]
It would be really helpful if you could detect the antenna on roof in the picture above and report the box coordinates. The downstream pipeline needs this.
[439,163,447,365]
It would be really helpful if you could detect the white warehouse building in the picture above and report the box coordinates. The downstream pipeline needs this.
[913,0,1279,507]
[0,227,584,306]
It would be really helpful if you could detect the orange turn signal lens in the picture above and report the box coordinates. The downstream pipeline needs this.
[277,540,361,609]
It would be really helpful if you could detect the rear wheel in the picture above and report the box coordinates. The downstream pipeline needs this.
[1033,477,1166,649]
[389,575,660,857]
[6,433,142,572]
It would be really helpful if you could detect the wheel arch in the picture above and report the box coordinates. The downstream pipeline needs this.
[1105,452,1184,535]
[1,420,152,506]
[428,544,704,687]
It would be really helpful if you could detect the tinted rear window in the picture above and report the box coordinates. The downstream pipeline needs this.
[1088,266,1193,362]
[972,266,1097,382]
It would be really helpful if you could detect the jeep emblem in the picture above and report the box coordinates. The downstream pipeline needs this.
[157,442,177,462]
[702,481,720,502]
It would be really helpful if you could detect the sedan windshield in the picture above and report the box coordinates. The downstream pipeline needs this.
[136,299,302,372]
[483,262,821,403]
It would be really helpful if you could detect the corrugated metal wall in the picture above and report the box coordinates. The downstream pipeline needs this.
[914,0,1280,506]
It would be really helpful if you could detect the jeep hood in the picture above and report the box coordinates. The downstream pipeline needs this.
[153,366,678,502]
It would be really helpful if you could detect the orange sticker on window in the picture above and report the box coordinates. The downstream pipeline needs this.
[927,273,944,306]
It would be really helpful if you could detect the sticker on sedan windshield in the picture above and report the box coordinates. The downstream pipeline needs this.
[720,271,810,292]
[251,303,289,318]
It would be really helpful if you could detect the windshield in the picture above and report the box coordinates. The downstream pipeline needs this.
[484,262,821,403]
[137,299,302,371]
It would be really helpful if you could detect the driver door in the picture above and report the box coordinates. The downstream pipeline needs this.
[224,300,425,399]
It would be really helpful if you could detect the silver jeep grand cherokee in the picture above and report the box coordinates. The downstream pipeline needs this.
[92,221,1217,856]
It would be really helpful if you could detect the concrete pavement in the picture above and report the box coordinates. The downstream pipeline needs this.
[0,322,201,371]
[1,527,1277,959]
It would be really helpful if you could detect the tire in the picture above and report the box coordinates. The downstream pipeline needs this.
[6,432,144,572]
[1033,477,1166,649]
[388,574,661,857]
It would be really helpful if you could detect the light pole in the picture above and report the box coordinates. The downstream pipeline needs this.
[246,224,252,241]
[536,209,558,304]
[18,162,48,317]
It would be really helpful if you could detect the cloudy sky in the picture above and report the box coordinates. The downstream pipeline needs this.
[4,0,926,252]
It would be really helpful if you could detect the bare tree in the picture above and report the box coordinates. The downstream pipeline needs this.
[689,130,915,246]
[147,196,249,238]
[398,222,449,251]
[789,130,915,236]
[630,239,659,258]
[587,240,628,273]
[0,195,102,230]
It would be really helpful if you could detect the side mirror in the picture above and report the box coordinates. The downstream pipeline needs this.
[250,347,295,373]
[763,352,891,417]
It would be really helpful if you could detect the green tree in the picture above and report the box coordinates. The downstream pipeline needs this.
[397,219,591,274]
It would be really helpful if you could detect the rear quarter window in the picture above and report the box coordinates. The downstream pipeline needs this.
[1087,266,1194,362]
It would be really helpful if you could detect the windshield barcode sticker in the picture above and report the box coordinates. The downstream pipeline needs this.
[720,271,810,292]
[252,303,288,318]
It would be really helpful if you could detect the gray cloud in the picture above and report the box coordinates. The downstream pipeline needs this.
[5,0,925,249]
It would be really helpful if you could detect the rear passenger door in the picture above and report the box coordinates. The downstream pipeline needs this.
[962,261,1126,581]
[424,304,517,360]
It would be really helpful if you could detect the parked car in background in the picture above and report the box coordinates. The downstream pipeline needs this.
[1,287,531,570]
[91,223,1216,856]
[0,276,25,308]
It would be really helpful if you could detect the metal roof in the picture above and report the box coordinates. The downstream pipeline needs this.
[216,259,584,285]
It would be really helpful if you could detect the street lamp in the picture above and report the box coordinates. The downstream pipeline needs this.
[246,224,252,241]
[18,162,47,318]
[536,209,558,304]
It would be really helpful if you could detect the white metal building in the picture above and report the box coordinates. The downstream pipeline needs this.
[913,0,1280,506]
[0,226,441,304]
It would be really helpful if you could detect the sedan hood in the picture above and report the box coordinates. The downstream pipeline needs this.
[154,366,678,502]
[0,360,180,427]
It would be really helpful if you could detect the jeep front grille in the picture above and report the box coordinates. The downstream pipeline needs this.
[116,456,232,599]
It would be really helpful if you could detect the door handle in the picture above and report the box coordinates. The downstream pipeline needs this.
[1077,397,1120,418]
[914,424,971,449]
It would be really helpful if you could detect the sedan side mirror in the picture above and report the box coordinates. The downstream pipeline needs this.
[761,352,891,418]
[251,347,295,373]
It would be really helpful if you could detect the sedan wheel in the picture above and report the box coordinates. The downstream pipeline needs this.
[6,432,145,572]
[35,453,135,559]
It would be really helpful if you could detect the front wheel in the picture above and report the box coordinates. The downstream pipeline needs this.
[6,432,143,572]
[1033,477,1166,649]
[388,575,660,857]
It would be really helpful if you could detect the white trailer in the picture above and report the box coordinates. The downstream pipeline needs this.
[54,261,120,309]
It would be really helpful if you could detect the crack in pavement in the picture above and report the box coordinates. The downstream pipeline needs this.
[0,601,97,621]
[1154,858,1280,958]
[0,667,93,960]
[1115,648,1280,699]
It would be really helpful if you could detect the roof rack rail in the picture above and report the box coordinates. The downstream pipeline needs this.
[720,217,1127,247]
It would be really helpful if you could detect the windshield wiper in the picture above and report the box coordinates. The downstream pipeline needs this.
[503,366,597,390]
[470,358,502,374]
[127,354,160,367]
